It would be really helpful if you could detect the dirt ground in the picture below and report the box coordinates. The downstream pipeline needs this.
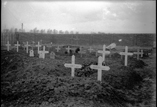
[142,49,156,107]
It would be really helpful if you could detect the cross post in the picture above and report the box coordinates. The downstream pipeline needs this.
[38,46,49,59]
[66,46,71,53]
[88,46,94,53]
[6,41,11,51]
[24,41,30,53]
[15,41,20,52]
[120,46,133,66]
[36,42,41,53]
[79,46,86,57]
[64,55,82,77]
[55,46,60,52]
[98,45,110,61]
[134,48,143,60]
[90,56,110,81]
[140,50,143,57]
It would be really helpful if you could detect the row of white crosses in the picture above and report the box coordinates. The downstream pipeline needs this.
[6,41,21,52]
[133,48,143,60]
[6,41,144,64]
[64,45,137,81]
[5,41,53,59]
[64,44,111,81]
[119,46,143,66]
[64,55,110,81]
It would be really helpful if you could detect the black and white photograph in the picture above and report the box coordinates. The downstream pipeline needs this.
[1,0,156,107]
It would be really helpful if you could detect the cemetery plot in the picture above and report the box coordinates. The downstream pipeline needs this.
[1,44,156,107]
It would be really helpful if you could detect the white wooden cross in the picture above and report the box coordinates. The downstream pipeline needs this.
[90,56,110,81]
[24,41,30,53]
[6,41,11,51]
[88,46,94,53]
[98,45,110,61]
[14,41,20,52]
[38,46,49,59]
[119,46,133,66]
[140,50,143,57]
[64,55,82,77]
[55,46,60,52]
[79,46,86,57]
[36,42,41,53]
[66,46,71,53]
[134,48,143,60]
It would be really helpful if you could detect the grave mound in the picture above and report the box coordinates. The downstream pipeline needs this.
[1,50,155,107]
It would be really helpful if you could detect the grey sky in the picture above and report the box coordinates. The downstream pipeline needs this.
[1,0,156,33]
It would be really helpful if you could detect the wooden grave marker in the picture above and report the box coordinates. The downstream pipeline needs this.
[119,46,133,66]
[24,41,30,53]
[55,46,61,52]
[140,50,143,57]
[66,46,71,54]
[134,48,143,60]
[38,46,49,59]
[14,41,20,52]
[6,41,11,51]
[64,55,82,77]
[88,46,94,53]
[90,56,110,81]
[79,46,86,57]
[36,42,42,53]
[106,43,116,58]
[98,45,110,61]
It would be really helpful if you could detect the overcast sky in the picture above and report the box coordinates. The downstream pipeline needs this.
[1,0,156,33]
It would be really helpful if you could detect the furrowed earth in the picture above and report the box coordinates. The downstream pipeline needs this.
[1,47,156,107]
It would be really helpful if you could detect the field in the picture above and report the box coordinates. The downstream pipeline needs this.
[2,32,154,47]
[1,46,156,107]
